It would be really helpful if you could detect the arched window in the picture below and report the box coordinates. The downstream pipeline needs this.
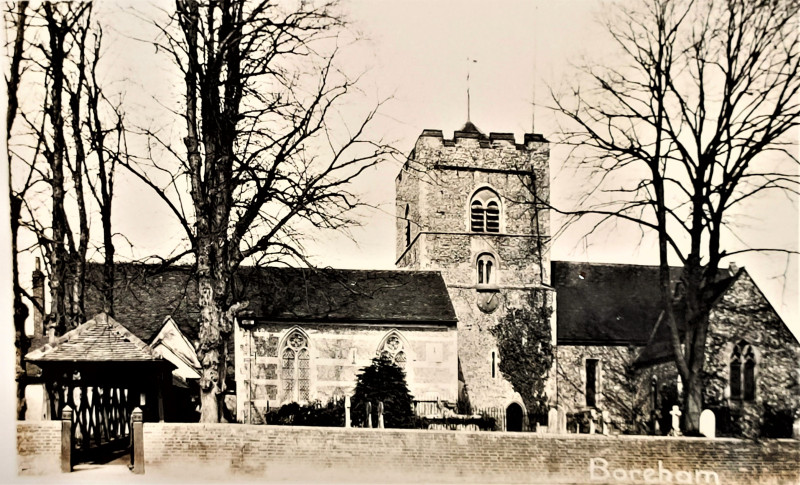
[404,205,411,247]
[470,188,501,233]
[730,341,756,401]
[477,253,497,286]
[378,332,407,369]
[281,330,310,403]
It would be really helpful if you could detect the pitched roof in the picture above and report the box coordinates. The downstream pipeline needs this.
[84,263,199,343]
[552,260,741,347]
[150,316,202,375]
[552,261,683,345]
[83,264,457,345]
[234,267,457,324]
[633,268,793,366]
[26,313,169,363]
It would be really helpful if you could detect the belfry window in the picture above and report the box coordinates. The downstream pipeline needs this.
[281,330,310,403]
[378,332,407,369]
[470,188,501,233]
[477,253,497,286]
[730,341,756,401]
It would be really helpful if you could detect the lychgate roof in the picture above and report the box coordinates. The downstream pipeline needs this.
[26,312,167,363]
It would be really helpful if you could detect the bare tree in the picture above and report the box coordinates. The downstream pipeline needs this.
[551,0,799,432]
[10,2,123,335]
[84,23,124,316]
[6,0,31,420]
[123,0,394,421]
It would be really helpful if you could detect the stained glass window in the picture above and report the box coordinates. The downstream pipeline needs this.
[730,341,756,401]
[281,330,309,403]
[378,332,407,369]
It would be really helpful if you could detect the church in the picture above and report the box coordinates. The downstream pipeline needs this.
[25,123,800,438]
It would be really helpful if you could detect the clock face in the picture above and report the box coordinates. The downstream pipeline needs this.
[476,291,501,314]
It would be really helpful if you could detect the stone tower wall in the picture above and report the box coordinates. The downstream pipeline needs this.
[395,128,553,411]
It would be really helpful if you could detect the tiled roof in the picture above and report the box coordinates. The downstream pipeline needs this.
[552,261,683,345]
[26,313,169,363]
[234,267,458,324]
[552,260,737,347]
[633,268,746,366]
[82,264,457,346]
[84,263,199,343]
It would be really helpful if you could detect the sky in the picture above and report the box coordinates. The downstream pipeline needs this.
[7,0,799,340]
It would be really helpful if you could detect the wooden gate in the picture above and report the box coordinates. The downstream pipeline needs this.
[48,382,136,463]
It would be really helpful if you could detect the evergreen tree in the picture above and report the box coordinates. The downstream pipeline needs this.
[351,356,414,428]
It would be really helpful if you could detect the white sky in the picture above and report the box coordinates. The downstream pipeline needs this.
[7,0,799,339]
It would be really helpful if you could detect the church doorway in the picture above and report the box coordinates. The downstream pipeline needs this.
[506,403,523,432]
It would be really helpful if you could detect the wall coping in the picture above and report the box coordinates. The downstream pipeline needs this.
[142,422,798,446]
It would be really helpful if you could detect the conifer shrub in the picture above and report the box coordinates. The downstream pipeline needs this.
[351,356,415,428]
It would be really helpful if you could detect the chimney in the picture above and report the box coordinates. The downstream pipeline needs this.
[728,261,739,276]
[32,258,44,339]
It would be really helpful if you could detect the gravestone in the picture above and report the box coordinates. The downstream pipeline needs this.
[366,402,372,428]
[669,405,682,436]
[601,410,610,435]
[699,409,715,438]
[345,396,351,428]
[378,401,384,428]
[548,408,559,434]
[558,408,567,434]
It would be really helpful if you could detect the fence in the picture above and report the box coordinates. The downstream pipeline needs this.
[413,399,541,432]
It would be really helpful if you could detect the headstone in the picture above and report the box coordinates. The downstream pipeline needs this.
[793,418,800,440]
[699,409,715,438]
[366,401,372,428]
[601,410,610,435]
[548,408,559,434]
[378,401,384,428]
[345,395,351,428]
[669,405,682,436]
[589,416,596,434]
[557,408,567,434]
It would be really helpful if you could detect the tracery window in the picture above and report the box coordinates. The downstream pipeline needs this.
[470,188,501,233]
[378,333,407,369]
[477,253,497,286]
[730,341,755,401]
[281,330,310,403]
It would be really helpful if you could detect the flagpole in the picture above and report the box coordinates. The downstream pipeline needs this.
[467,58,471,122]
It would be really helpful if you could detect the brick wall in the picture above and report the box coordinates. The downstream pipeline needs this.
[17,421,61,475]
[142,423,799,484]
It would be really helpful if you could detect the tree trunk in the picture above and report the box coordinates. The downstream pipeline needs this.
[11,195,30,419]
[197,273,223,423]
[683,372,702,433]
[44,4,68,338]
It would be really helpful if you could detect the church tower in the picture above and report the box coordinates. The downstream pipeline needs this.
[396,122,553,416]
